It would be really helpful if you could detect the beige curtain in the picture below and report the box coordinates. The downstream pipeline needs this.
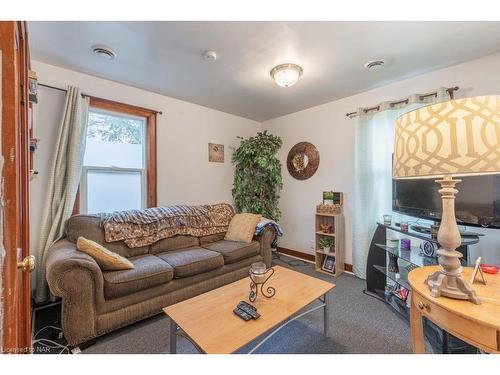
[34,86,89,303]
[352,88,449,278]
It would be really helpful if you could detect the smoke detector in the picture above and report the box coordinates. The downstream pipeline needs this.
[202,50,217,62]
[92,45,117,60]
[364,59,385,71]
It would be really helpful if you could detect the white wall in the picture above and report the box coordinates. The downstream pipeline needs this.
[30,61,260,262]
[262,52,500,266]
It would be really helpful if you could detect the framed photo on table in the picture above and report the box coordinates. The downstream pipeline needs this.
[322,255,336,273]
[322,191,344,206]
[323,191,334,205]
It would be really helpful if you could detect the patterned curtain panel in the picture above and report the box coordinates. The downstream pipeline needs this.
[352,88,449,279]
[34,87,89,303]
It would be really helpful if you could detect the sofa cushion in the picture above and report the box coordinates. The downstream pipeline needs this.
[225,213,262,243]
[77,236,134,271]
[199,232,226,246]
[202,240,260,264]
[157,247,224,278]
[150,235,200,254]
[103,254,174,300]
[65,214,150,258]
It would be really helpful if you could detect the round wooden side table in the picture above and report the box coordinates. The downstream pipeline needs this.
[408,265,500,353]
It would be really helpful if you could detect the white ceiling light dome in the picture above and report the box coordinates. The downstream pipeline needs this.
[270,63,303,88]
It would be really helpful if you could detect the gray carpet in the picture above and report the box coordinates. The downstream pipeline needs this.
[83,255,419,354]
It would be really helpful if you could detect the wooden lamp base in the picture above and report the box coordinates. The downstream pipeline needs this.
[426,269,480,304]
[425,175,480,305]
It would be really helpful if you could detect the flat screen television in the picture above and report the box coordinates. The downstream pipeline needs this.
[392,175,500,229]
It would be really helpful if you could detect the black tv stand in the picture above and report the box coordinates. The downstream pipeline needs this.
[409,223,484,237]
[410,224,431,234]
[364,222,479,354]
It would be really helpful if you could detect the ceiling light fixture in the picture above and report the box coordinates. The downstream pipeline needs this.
[92,45,117,60]
[364,59,385,71]
[270,63,303,88]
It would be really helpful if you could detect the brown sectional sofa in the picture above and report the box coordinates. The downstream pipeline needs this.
[46,214,275,347]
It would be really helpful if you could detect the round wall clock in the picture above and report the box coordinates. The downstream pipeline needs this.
[286,142,320,180]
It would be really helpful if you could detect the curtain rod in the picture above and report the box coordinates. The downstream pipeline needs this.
[38,83,163,115]
[345,86,459,118]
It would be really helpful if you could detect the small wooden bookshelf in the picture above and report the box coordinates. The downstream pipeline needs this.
[315,211,345,277]
[315,231,335,237]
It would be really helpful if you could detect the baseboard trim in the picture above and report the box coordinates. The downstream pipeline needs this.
[277,247,315,262]
[277,246,353,273]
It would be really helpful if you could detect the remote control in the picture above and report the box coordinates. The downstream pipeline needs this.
[233,307,252,321]
[238,301,257,311]
[237,301,260,319]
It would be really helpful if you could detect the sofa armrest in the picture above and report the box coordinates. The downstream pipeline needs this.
[45,239,105,345]
[253,226,276,268]
[46,239,104,301]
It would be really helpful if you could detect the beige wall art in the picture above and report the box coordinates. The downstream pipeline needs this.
[209,143,224,163]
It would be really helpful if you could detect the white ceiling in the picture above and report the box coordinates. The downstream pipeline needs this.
[28,21,500,122]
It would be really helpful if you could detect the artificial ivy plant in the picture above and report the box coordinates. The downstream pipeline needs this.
[232,131,283,221]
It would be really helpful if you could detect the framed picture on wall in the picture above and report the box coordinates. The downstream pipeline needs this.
[208,143,224,163]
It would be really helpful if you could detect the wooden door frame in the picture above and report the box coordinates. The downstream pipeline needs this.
[1,21,31,353]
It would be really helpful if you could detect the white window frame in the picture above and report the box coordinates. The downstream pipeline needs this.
[80,107,148,214]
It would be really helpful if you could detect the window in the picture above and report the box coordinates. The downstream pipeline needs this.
[79,98,157,214]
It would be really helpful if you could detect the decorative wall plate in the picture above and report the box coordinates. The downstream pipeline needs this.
[286,142,319,180]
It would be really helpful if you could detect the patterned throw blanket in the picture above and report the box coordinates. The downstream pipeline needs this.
[99,203,234,248]
[255,218,283,248]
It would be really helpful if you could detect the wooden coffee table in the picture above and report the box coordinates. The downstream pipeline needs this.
[163,265,335,354]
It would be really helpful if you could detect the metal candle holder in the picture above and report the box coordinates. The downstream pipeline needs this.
[249,263,276,302]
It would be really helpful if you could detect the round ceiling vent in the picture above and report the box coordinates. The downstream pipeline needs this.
[364,59,385,71]
[92,45,117,60]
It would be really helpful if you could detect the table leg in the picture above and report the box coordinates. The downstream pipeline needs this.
[410,292,425,353]
[170,318,178,354]
[324,290,332,338]
[441,330,449,354]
